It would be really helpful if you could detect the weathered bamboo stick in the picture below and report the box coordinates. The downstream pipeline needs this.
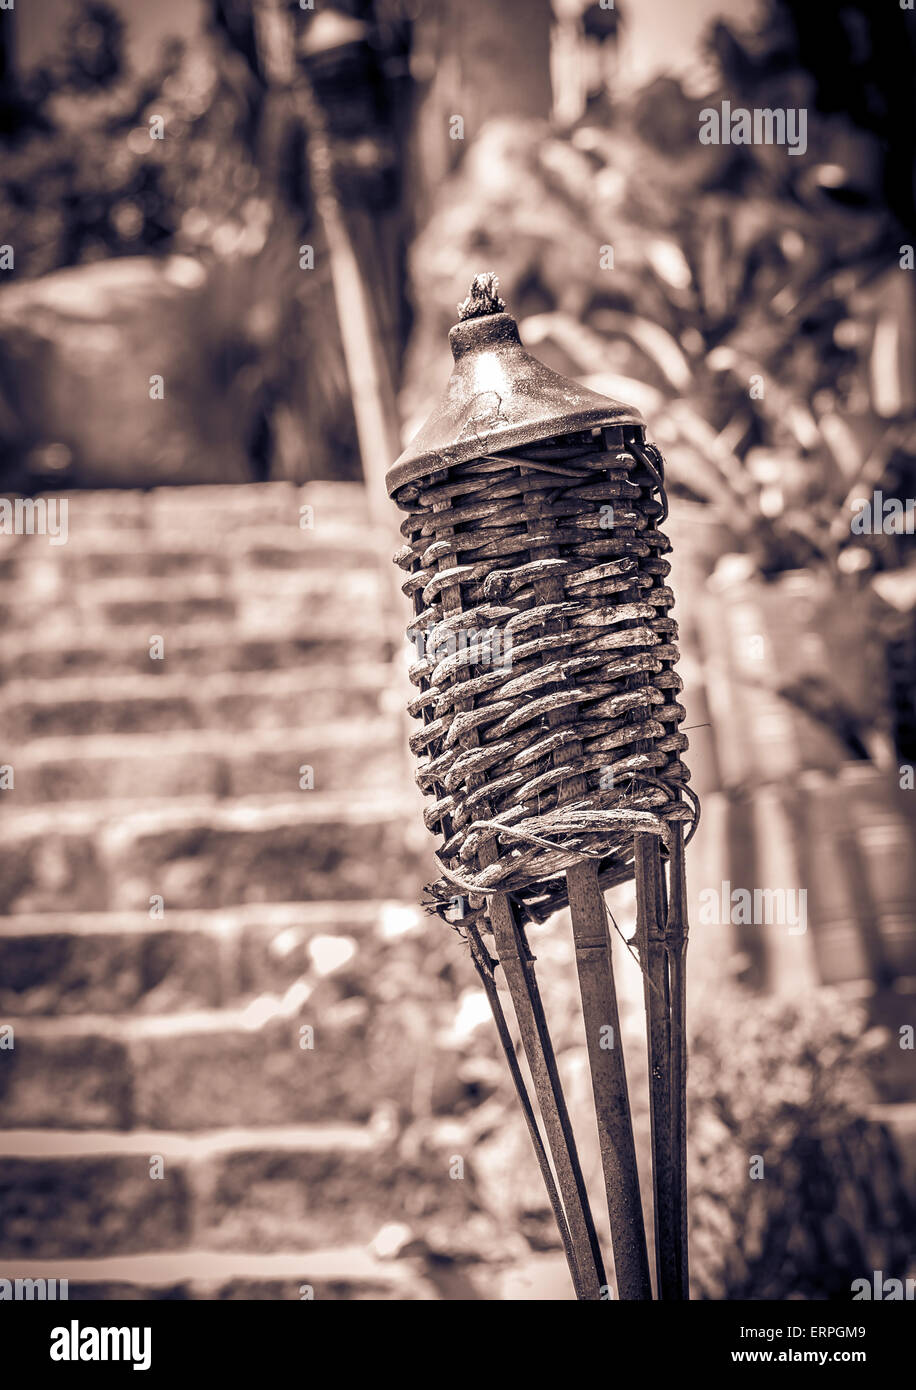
[635,833,680,1299]
[665,821,690,1298]
[464,919,586,1296]
[567,858,653,1299]
[489,889,606,1300]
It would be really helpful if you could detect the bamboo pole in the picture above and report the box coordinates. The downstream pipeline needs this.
[635,833,683,1299]
[488,888,607,1300]
[567,858,653,1298]
[666,822,690,1298]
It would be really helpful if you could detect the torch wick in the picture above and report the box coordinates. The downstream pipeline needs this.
[457,272,507,321]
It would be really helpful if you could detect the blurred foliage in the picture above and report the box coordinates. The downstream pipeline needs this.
[1,2,269,276]
[689,985,915,1300]
[403,0,916,760]
[405,106,916,574]
[0,1,378,485]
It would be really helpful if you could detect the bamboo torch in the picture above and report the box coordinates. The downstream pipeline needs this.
[388,275,698,1300]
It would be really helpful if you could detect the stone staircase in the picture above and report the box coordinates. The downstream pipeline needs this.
[0,481,501,1300]
[2,484,913,1301]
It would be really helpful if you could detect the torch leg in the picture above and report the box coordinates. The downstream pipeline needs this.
[666,822,690,1299]
[465,920,586,1298]
[634,833,683,1299]
[567,858,653,1299]
[488,890,607,1300]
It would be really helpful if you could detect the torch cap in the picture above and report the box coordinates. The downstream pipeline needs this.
[386,279,644,496]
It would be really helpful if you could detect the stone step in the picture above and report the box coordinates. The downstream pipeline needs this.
[1,665,398,739]
[0,621,397,681]
[0,484,376,585]
[3,481,370,529]
[0,900,425,1016]
[0,1246,434,1300]
[35,525,378,575]
[0,977,448,1129]
[2,523,384,583]
[0,568,383,631]
[0,1123,472,1264]
[8,720,402,803]
[0,794,429,914]
[147,480,371,530]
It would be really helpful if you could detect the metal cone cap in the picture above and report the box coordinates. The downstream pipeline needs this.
[386,296,644,495]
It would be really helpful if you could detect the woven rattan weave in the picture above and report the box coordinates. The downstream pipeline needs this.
[393,428,698,928]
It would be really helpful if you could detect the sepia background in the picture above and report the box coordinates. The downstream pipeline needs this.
[0,0,915,1300]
